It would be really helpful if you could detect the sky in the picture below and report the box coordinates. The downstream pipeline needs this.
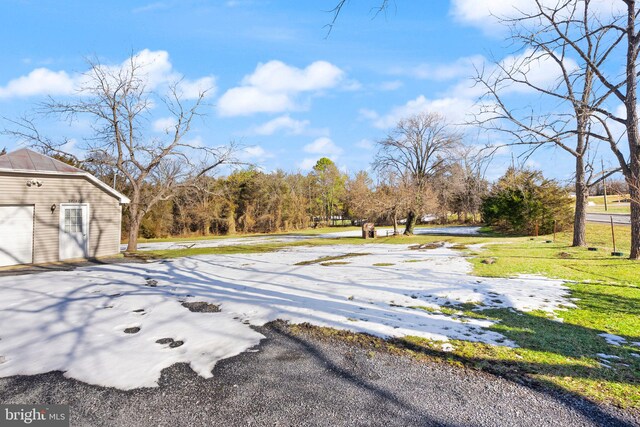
[0,0,627,182]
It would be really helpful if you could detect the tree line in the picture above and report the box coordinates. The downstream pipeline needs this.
[128,113,490,240]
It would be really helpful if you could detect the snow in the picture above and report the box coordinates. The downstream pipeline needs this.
[598,333,628,346]
[441,343,455,352]
[0,243,573,390]
[320,226,482,238]
[596,353,622,360]
[125,226,482,252]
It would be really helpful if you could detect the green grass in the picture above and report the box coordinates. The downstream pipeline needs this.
[587,194,631,214]
[295,252,370,266]
[406,223,640,409]
[320,261,351,267]
[589,194,629,204]
[587,204,631,214]
[145,222,640,410]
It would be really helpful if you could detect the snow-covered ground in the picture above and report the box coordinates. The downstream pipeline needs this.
[0,242,573,390]
[125,226,482,252]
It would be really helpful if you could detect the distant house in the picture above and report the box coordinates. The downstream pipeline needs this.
[0,148,129,267]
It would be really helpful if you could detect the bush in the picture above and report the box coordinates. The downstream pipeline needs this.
[481,168,573,235]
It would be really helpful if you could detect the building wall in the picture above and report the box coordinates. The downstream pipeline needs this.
[0,172,123,263]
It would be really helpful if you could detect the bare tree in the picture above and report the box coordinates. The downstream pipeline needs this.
[374,170,414,235]
[374,112,460,234]
[500,0,640,258]
[6,54,236,252]
[473,0,626,247]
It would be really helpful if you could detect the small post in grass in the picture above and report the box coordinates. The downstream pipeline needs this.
[602,158,608,212]
[610,216,624,256]
[553,220,557,242]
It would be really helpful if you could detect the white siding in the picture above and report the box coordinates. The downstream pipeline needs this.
[0,205,34,266]
[0,173,123,264]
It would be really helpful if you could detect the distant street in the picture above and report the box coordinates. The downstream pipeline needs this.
[586,213,631,226]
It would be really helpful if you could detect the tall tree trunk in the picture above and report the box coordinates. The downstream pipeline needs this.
[630,175,640,259]
[392,208,399,235]
[125,193,140,252]
[573,155,588,247]
[404,211,417,235]
[626,2,640,259]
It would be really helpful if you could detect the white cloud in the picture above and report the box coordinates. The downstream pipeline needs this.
[241,60,343,93]
[119,49,216,99]
[447,48,579,102]
[298,158,319,171]
[132,2,170,13]
[251,115,310,136]
[0,68,76,98]
[303,137,343,156]
[240,145,273,161]
[378,80,403,91]
[450,0,624,34]
[355,139,374,149]
[218,87,294,116]
[217,60,344,116]
[391,55,485,81]
[362,95,475,129]
[0,49,215,101]
[152,117,177,133]
[178,76,217,99]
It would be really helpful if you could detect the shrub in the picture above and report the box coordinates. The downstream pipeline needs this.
[481,168,573,235]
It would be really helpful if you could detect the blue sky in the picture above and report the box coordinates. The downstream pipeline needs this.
[0,0,625,182]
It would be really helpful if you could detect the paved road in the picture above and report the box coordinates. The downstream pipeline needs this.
[587,213,631,226]
[0,322,636,427]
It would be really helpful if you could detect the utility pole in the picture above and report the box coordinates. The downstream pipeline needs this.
[601,158,608,212]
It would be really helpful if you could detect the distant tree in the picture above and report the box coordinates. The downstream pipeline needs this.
[312,157,346,225]
[374,170,414,235]
[374,112,459,234]
[344,171,374,223]
[482,168,573,235]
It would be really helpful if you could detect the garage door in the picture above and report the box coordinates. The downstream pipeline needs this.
[0,205,34,267]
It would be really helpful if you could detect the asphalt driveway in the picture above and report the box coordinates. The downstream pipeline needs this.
[0,322,636,427]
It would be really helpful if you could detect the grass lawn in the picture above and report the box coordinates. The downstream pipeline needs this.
[587,194,631,214]
[587,204,631,214]
[144,223,639,410]
[589,194,629,204]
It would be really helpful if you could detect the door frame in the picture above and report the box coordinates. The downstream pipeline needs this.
[59,203,90,260]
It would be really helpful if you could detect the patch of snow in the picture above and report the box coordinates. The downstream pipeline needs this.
[596,353,622,360]
[127,226,483,252]
[441,343,455,352]
[632,342,640,347]
[0,243,573,390]
[630,353,640,358]
[598,333,627,346]
[320,226,482,239]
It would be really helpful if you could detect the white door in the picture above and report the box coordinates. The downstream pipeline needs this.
[0,205,34,267]
[59,204,89,260]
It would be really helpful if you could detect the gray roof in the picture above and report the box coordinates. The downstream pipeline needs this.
[0,148,84,173]
[0,148,129,204]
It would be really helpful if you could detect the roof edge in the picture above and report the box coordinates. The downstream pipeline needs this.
[0,168,131,204]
